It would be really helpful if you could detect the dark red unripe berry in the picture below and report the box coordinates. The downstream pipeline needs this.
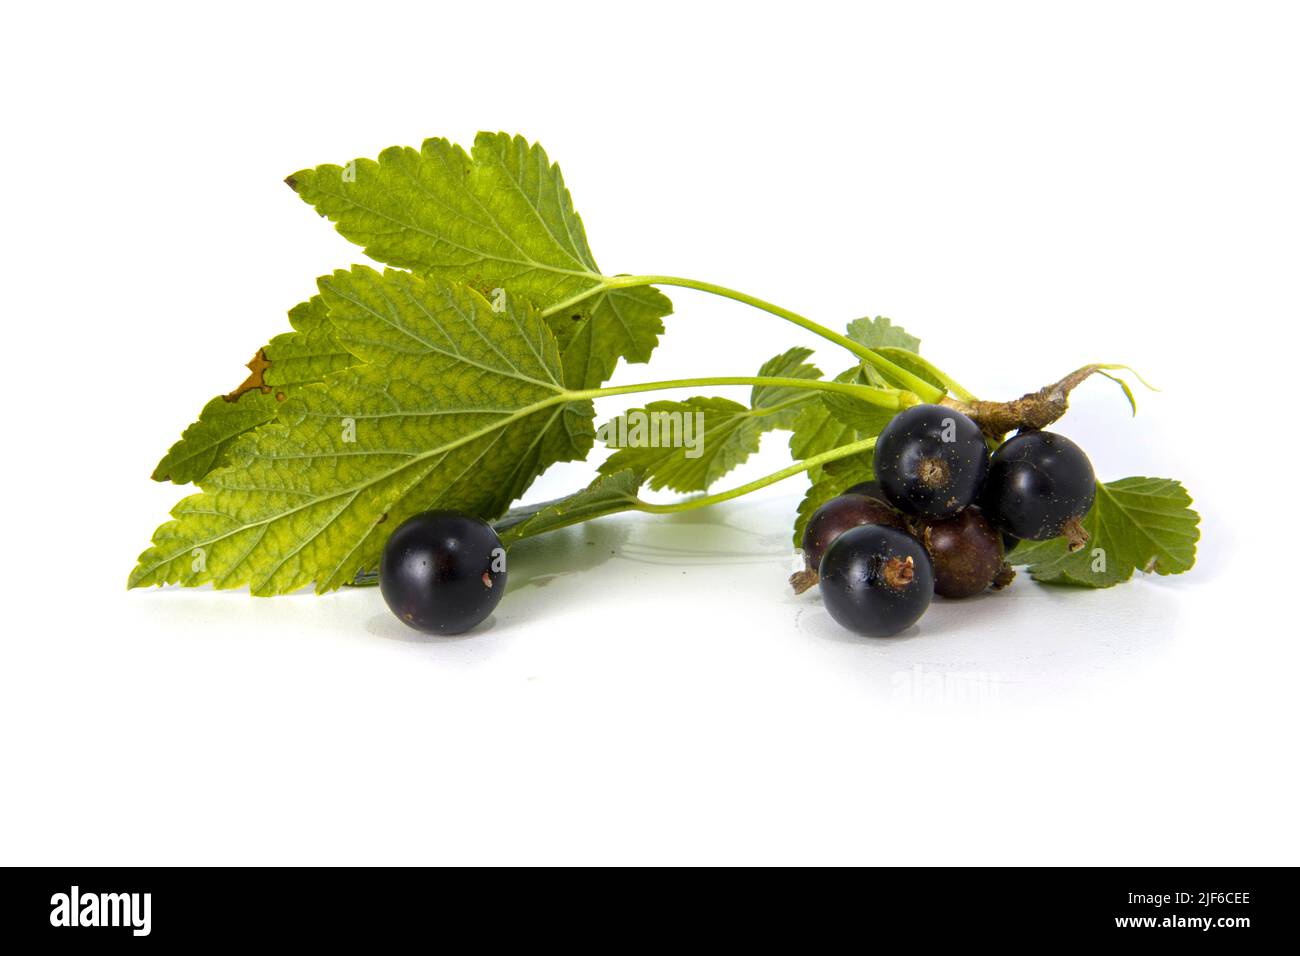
[791,493,906,593]
[918,507,1005,599]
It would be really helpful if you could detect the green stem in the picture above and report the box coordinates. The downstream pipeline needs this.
[605,274,869,358]
[637,435,878,515]
[546,274,947,403]
[875,350,979,404]
[746,394,813,419]
[852,349,949,404]
[567,375,915,411]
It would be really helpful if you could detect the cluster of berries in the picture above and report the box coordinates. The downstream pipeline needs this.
[793,405,1096,636]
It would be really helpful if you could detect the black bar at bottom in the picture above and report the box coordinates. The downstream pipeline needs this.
[0,866,1291,944]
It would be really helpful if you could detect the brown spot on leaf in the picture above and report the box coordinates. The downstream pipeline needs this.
[223,349,273,402]
[284,175,299,191]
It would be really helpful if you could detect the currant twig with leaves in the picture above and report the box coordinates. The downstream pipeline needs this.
[133,133,1198,595]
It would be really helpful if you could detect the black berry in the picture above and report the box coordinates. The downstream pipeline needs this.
[379,511,507,634]
[873,405,990,518]
[981,430,1096,549]
[818,524,934,636]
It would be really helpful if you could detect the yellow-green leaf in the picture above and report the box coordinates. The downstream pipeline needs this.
[130,269,594,595]
[287,132,672,389]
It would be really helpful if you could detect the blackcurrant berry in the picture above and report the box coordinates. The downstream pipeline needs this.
[379,511,507,634]
[873,405,990,519]
[818,525,934,636]
[981,430,1096,549]
[791,492,907,593]
[917,507,1004,599]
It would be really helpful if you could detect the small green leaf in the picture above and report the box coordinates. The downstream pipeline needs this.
[842,317,949,402]
[791,455,875,547]
[801,317,921,440]
[794,363,896,452]
[1012,477,1200,586]
[130,270,594,595]
[497,470,646,545]
[788,371,861,467]
[786,366,883,547]
[749,347,823,424]
[151,295,356,484]
[598,349,821,493]
[287,132,672,389]
[845,316,920,352]
[817,388,898,435]
[596,396,755,493]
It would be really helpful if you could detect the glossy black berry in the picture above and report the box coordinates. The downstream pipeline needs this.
[873,405,990,519]
[981,430,1096,547]
[818,524,934,636]
[791,492,907,593]
[918,507,1004,599]
[379,511,507,634]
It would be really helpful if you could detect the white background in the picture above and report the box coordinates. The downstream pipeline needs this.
[2,1,1297,865]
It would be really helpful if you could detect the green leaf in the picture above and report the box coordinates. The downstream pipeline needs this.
[268,297,362,386]
[497,470,646,545]
[287,131,672,389]
[595,396,751,493]
[787,361,893,547]
[151,296,356,484]
[818,388,899,435]
[1012,477,1200,587]
[788,372,860,467]
[788,317,920,466]
[845,316,920,352]
[130,269,594,595]
[792,455,875,547]
[597,348,821,493]
[151,391,282,485]
[749,347,824,427]
[790,364,895,462]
